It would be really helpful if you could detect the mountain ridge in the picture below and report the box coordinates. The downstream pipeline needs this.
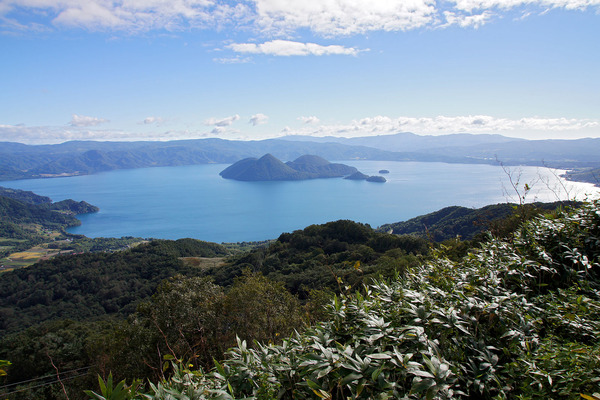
[2,133,600,182]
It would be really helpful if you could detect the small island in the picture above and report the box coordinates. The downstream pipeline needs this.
[220,154,358,181]
[379,169,390,174]
[366,176,386,183]
[344,172,369,180]
[344,172,386,182]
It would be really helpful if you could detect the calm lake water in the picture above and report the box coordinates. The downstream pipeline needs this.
[3,161,597,243]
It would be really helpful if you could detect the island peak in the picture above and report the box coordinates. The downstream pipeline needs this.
[220,154,358,181]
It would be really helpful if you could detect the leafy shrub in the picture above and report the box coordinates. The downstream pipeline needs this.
[133,201,600,399]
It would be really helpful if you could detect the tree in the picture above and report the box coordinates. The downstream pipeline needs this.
[223,271,303,346]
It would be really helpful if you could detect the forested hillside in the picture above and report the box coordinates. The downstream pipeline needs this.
[377,201,578,241]
[86,200,600,400]
[0,189,100,261]
[564,167,600,187]
[0,239,229,334]
[207,219,429,295]
[1,201,598,399]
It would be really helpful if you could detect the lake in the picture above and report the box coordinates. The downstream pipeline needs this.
[3,161,597,243]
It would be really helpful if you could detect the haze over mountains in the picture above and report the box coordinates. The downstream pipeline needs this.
[1,132,600,181]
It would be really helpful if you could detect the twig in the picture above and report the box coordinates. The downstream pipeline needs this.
[46,351,69,400]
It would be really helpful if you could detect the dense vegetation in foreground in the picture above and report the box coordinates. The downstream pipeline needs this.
[0,201,598,399]
[91,201,600,399]
[0,216,433,399]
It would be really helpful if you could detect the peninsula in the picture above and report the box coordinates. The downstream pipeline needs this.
[219,154,358,181]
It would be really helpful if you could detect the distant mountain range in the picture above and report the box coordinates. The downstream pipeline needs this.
[280,133,600,167]
[220,154,358,181]
[1,132,599,182]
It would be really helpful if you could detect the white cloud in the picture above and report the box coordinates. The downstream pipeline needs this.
[213,56,253,64]
[0,123,132,144]
[0,0,248,32]
[0,123,226,144]
[249,113,269,126]
[69,114,109,127]
[299,116,320,124]
[204,114,240,127]
[142,116,164,125]
[442,11,492,28]
[228,40,360,56]
[2,0,599,34]
[1,115,599,144]
[252,0,438,36]
[449,0,600,13]
[279,115,600,139]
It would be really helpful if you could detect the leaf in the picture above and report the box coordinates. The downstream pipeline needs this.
[410,370,435,379]
[341,372,363,385]
[367,353,392,360]
[306,379,322,391]
[317,366,333,379]
[411,378,436,394]
[580,395,600,400]
[311,389,331,399]
[371,366,384,381]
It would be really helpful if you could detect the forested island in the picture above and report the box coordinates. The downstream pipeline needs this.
[0,188,598,399]
[219,154,358,181]
[220,154,387,182]
[344,171,387,182]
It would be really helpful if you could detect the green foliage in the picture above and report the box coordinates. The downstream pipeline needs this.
[85,373,142,400]
[133,239,228,258]
[223,272,303,346]
[90,272,305,385]
[0,359,9,376]
[0,319,114,400]
[207,220,429,297]
[377,201,577,242]
[56,236,144,253]
[134,200,600,399]
[0,186,52,205]
[0,238,226,335]
[116,276,227,378]
[0,195,93,229]
[0,191,101,258]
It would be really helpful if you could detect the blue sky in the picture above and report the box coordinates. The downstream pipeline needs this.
[1,0,599,144]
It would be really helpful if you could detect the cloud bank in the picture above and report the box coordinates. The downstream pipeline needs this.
[2,115,597,144]
[2,0,599,35]
[283,115,600,139]
[228,40,359,56]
